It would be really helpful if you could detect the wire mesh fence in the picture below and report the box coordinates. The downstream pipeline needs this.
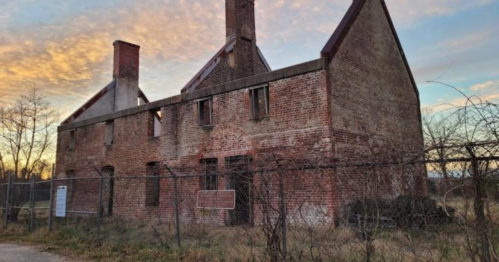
[1,150,498,261]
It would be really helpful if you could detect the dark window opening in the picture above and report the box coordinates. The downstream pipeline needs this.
[105,121,114,146]
[66,170,75,204]
[200,159,218,190]
[250,85,269,119]
[198,98,213,126]
[146,162,160,207]
[149,110,162,138]
[102,166,115,216]
[69,130,76,150]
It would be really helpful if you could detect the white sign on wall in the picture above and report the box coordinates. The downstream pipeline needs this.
[55,186,67,217]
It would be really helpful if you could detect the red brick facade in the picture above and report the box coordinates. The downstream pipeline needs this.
[55,0,426,224]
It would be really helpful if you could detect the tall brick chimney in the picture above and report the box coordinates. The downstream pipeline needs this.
[113,40,140,80]
[112,40,140,111]
[225,0,256,42]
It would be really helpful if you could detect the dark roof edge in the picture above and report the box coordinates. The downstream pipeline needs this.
[320,0,367,61]
[257,46,272,72]
[138,87,150,103]
[379,0,419,97]
[181,38,237,93]
[61,80,116,124]
[59,58,327,132]
[320,0,419,98]
[379,0,423,141]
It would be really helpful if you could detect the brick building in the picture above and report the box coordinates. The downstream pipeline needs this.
[55,0,426,224]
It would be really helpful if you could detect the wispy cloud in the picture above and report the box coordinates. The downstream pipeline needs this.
[424,79,499,111]
[471,80,499,91]
[386,0,497,27]
[0,0,226,106]
[0,0,498,116]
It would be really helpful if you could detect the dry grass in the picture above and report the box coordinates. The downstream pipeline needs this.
[0,197,498,261]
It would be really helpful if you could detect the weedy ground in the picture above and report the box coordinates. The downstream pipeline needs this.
[0,197,498,262]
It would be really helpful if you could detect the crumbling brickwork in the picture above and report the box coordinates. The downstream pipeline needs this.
[55,0,426,224]
[326,0,426,210]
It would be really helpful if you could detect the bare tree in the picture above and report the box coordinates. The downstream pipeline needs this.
[0,88,58,221]
[422,107,463,195]
[425,82,499,262]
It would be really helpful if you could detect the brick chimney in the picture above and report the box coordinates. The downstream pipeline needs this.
[113,40,140,111]
[113,40,140,80]
[226,0,256,42]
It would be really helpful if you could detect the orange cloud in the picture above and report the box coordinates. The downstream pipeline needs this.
[0,0,227,107]
[0,0,496,113]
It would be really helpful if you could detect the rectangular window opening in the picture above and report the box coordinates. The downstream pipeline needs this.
[198,98,213,126]
[149,110,162,138]
[69,130,76,150]
[66,170,75,204]
[146,162,160,207]
[250,85,269,119]
[105,121,114,146]
[200,158,218,190]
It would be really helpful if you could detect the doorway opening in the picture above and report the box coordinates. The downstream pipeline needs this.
[226,156,253,226]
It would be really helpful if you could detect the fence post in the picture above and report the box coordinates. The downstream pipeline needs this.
[466,146,491,262]
[3,171,12,229]
[164,164,181,248]
[29,175,35,232]
[97,174,104,239]
[47,169,54,232]
[274,156,287,260]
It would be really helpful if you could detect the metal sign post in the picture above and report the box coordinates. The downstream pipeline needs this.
[55,186,67,218]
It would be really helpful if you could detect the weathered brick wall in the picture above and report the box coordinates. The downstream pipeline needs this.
[55,111,162,219]
[326,0,426,208]
[54,0,427,224]
[56,69,336,223]
[162,70,331,165]
[160,70,333,224]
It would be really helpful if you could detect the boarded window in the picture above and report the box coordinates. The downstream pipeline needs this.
[105,121,114,146]
[200,159,218,190]
[250,85,269,119]
[69,130,76,150]
[198,98,213,126]
[146,162,160,207]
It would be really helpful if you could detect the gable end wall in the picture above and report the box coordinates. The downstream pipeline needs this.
[326,0,426,205]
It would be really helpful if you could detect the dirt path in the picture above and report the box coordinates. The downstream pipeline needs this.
[0,243,80,262]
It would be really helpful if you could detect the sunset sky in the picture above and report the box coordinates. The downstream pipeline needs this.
[0,0,498,120]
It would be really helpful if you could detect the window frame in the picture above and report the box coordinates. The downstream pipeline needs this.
[200,158,218,190]
[249,84,269,119]
[69,129,76,150]
[146,162,160,207]
[66,170,75,204]
[197,97,213,127]
[149,110,162,138]
[105,121,114,146]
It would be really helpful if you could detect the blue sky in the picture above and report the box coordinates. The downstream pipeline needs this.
[0,0,498,117]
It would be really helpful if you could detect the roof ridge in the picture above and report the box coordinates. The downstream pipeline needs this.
[62,80,116,124]
[181,38,237,93]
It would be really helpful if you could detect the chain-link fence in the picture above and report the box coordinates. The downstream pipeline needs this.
[1,149,498,261]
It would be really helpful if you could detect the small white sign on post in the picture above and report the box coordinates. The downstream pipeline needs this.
[55,186,67,217]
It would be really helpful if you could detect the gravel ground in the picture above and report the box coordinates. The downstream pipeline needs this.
[0,243,80,262]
